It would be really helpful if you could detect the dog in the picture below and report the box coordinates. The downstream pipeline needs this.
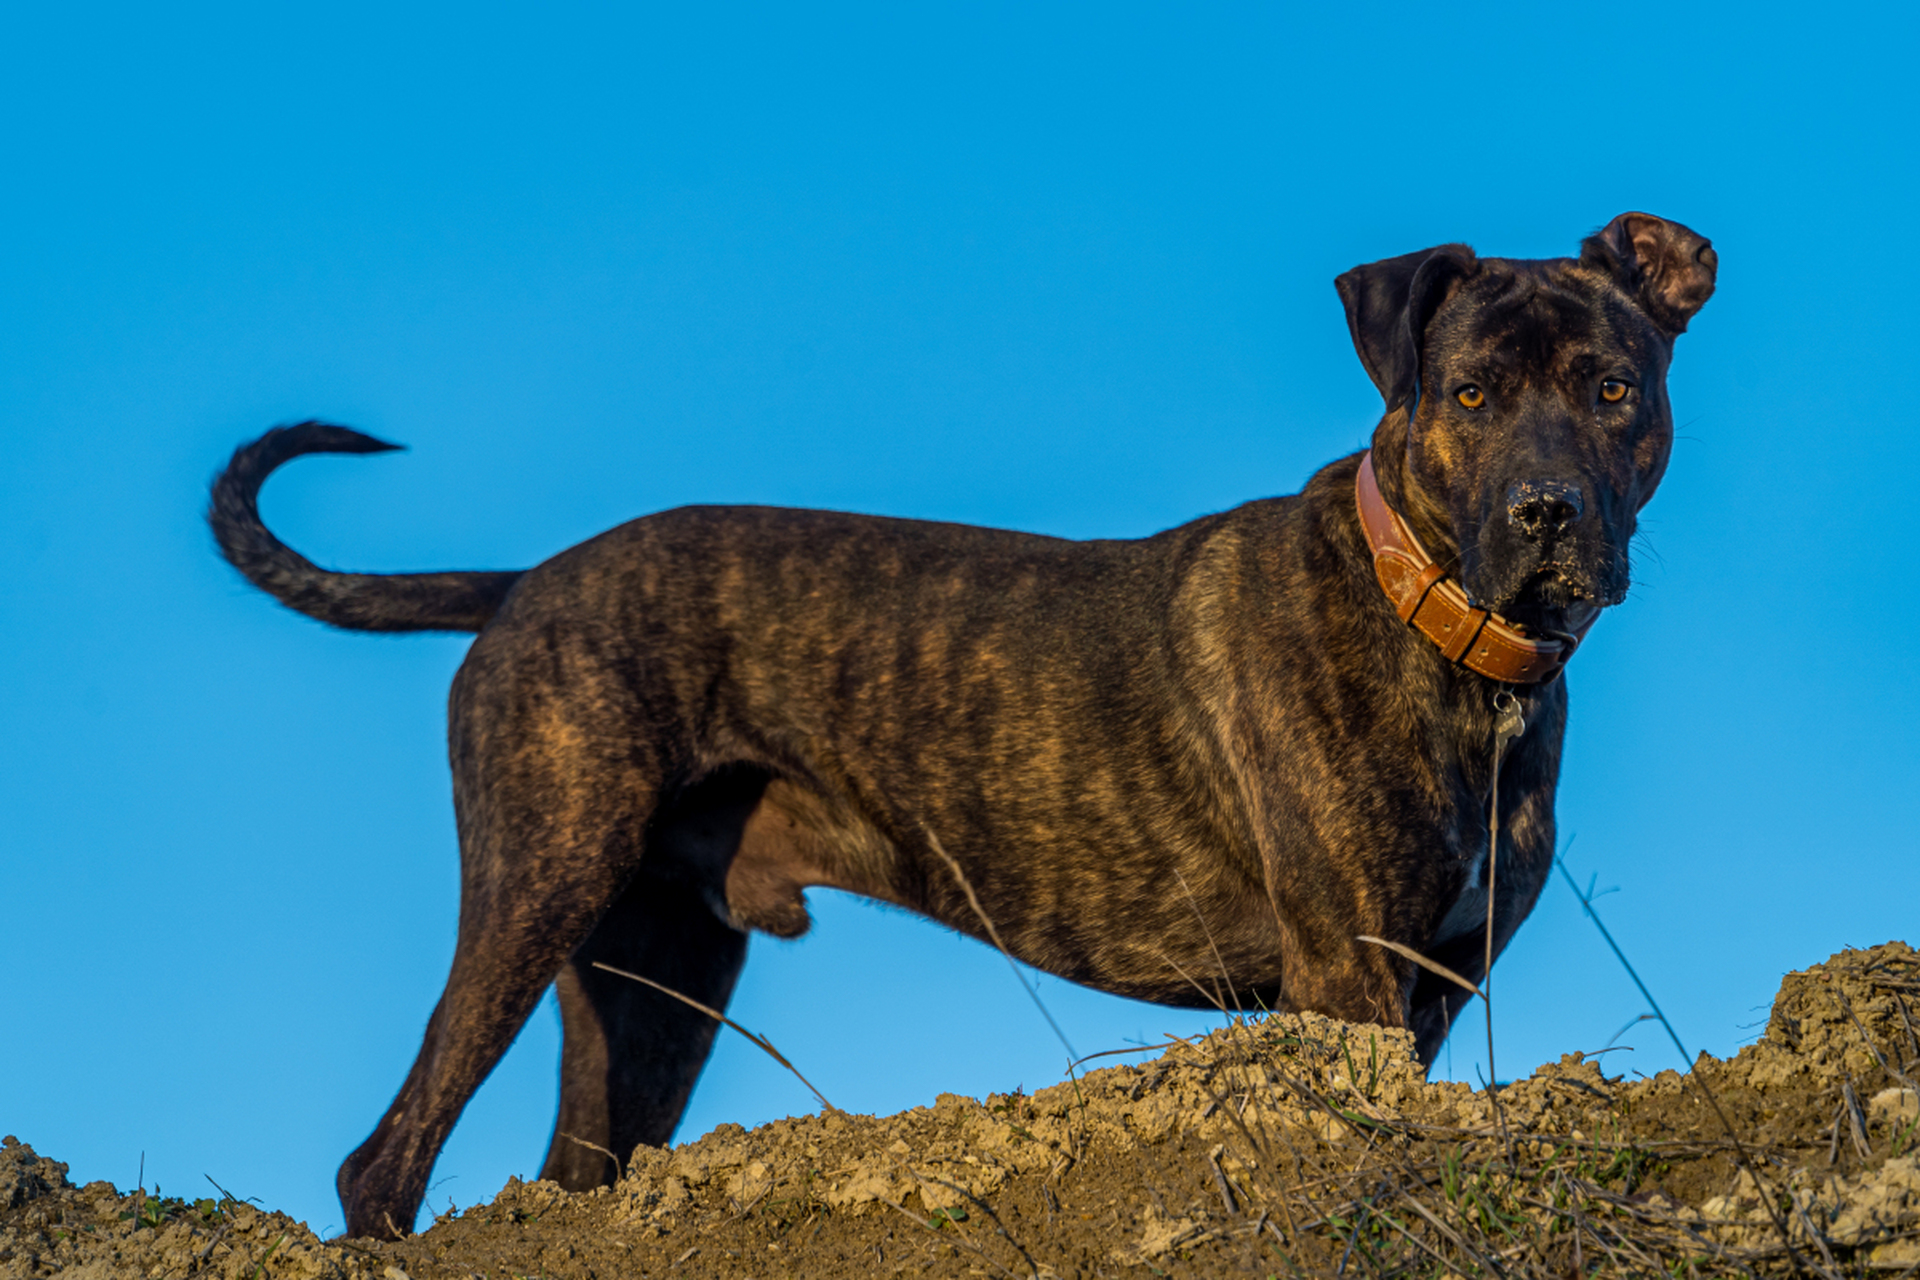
[209,212,1714,1238]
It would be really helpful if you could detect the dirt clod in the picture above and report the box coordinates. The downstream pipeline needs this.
[0,1138,69,1212]
[7,941,1917,1277]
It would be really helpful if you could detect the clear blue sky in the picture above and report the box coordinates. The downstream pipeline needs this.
[4,0,1915,1238]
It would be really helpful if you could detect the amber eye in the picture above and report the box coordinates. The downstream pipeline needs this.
[1600,379,1630,403]
[1455,385,1485,409]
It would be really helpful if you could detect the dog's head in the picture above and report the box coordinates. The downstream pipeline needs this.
[1337,213,1716,635]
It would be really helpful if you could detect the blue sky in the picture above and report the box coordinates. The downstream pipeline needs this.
[4,0,1916,1238]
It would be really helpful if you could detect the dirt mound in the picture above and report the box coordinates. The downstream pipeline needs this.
[7,942,1917,1277]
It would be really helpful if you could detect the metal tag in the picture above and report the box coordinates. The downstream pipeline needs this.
[1492,689,1527,751]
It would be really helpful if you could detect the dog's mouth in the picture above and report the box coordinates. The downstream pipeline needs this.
[1471,559,1623,634]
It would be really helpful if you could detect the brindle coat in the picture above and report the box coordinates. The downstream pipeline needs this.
[209,212,1715,1239]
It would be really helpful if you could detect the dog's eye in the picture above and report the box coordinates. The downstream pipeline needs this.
[1600,379,1630,403]
[1455,385,1485,410]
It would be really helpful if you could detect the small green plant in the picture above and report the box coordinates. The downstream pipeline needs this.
[1894,1107,1920,1157]
[120,1186,189,1229]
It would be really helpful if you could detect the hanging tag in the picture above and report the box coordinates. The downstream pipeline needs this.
[1492,688,1527,753]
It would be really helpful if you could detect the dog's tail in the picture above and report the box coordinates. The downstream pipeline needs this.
[209,422,525,634]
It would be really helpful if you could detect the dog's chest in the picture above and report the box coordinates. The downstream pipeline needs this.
[1426,735,1548,948]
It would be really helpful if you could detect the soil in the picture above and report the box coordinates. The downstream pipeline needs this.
[6,941,1917,1278]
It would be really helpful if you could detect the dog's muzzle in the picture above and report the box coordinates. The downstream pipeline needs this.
[1464,475,1630,626]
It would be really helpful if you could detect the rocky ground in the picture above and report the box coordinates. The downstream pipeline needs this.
[6,941,1917,1278]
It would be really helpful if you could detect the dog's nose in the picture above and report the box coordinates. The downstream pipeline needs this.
[1506,480,1584,540]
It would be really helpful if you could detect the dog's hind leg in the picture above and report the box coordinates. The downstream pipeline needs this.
[335,647,666,1240]
[335,837,640,1238]
[538,770,763,1189]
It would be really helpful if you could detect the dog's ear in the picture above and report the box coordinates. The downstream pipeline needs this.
[1580,212,1718,336]
[1335,245,1477,413]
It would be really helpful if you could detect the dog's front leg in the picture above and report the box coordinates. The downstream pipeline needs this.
[1258,809,1467,1052]
[1402,781,1558,1061]
[1270,915,1420,1036]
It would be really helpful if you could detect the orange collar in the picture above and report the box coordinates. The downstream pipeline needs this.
[1354,451,1592,684]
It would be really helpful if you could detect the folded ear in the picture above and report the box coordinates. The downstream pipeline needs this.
[1335,245,1477,413]
[1580,212,1718,335]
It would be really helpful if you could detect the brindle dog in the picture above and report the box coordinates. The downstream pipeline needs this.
[209,212,1714,1239]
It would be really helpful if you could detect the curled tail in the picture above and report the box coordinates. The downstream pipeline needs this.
[209,422,524,634]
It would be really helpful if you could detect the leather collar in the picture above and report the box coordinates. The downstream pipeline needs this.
[1354,451,1593,684]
